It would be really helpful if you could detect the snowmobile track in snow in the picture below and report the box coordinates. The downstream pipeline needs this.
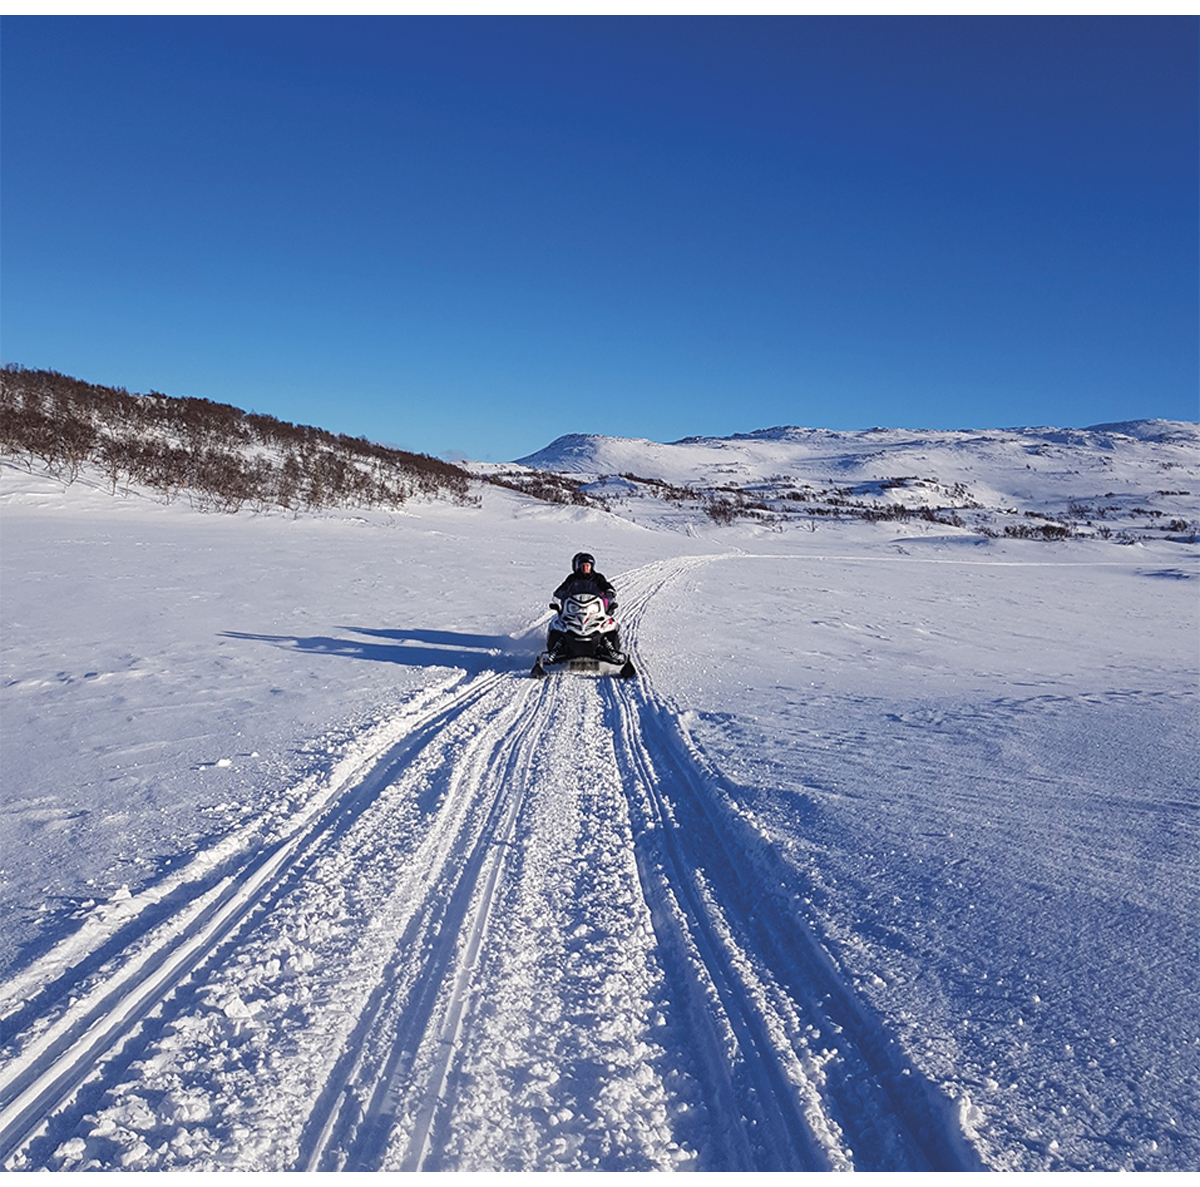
[299,679,550,1171]
[609,557,980,1170]
[299,557,979,1171]
[608,676,981,1170]
[0,555,981,1171]
[0,671,508,1168]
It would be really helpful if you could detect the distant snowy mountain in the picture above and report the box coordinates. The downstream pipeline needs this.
[509,420,1199,541]
[515,420,1199,478]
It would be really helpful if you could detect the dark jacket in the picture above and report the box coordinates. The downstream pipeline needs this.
[554,570,616,608]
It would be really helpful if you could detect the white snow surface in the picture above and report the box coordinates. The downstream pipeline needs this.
[1,420,1198,1172]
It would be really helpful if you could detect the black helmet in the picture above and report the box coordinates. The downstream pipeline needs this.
[572,552,595,574]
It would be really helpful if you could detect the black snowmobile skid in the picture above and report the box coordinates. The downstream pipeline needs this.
[531,653,637,680]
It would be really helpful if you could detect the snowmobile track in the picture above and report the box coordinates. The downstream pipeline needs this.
[0,554,982,1171]
[0,670,508,1168]
[606,680,838,1169]
[607,675,983,1170]
[299,679,550,1171]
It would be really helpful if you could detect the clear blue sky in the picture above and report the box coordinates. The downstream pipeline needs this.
[3,16,1196,461]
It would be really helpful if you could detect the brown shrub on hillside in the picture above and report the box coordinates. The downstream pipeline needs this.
[0,364,475,513]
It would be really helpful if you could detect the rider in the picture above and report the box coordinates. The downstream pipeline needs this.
[547,552,621,662]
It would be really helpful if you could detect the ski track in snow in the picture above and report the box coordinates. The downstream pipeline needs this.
[0,555,984,1172]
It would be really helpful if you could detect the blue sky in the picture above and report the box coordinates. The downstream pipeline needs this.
[3,17,1196,461]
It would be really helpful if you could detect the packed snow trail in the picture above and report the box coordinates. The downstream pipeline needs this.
[0,557,978,1171]
[0,671,511,1168]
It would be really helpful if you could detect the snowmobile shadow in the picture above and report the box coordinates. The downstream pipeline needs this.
[342,625,514,651]
[220,626,522,674]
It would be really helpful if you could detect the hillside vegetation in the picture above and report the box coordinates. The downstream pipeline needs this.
[0,365,474,513]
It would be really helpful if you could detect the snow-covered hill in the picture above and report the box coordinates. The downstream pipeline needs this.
[508,420,1199,541]
[517,420,1200,483]
[1,419,1197,1171]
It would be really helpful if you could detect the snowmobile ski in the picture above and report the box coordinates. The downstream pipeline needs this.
[531,650,635,679]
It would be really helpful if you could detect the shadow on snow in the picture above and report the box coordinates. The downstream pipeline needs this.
[219,625,532,675]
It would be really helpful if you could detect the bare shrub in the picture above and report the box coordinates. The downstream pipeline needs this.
[0,364,477,513]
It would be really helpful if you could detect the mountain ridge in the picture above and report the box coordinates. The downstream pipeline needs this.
[507,418,1198,541]
[517,418,1199,469]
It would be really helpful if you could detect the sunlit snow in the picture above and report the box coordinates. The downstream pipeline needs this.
[1,421,1196,1171]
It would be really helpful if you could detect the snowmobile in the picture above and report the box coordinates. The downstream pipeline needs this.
[531,593,636,679]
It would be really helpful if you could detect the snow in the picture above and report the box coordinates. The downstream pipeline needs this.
[516,420,1200,540]
[1,420,1197,1171]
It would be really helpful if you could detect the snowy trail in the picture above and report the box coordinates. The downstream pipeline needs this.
[0,669,509,1167]
[611,559,981,1170]
[0,556,978,1171]
[607,679,977,1171]
[301,677,548,1172]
